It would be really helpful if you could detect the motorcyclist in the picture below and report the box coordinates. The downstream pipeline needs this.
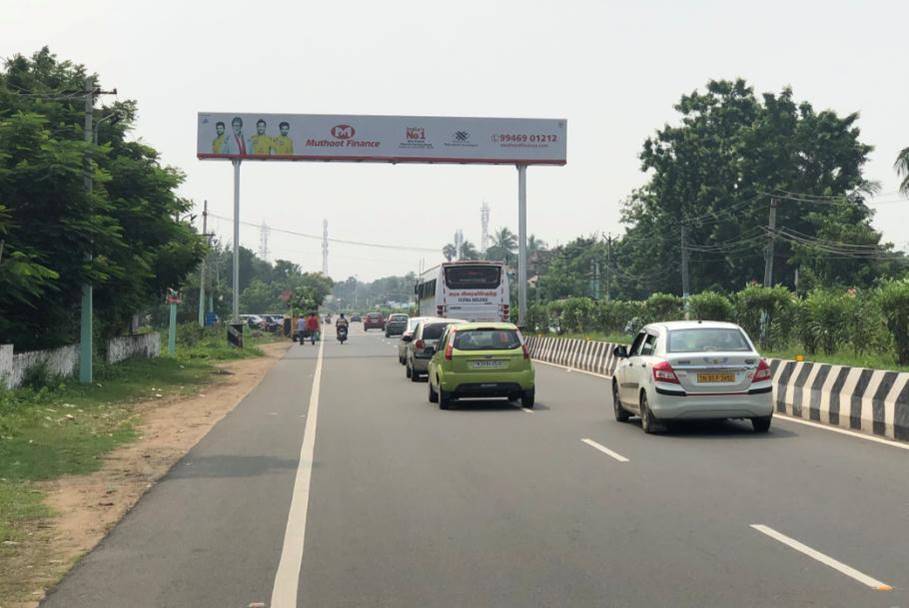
[336,313,349,334]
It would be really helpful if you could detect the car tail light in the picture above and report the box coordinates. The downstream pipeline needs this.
[522,343,530,360]
[753,359,771,383]
[415,339,425,350]
[444,340,453,361]
[652,361,680,384]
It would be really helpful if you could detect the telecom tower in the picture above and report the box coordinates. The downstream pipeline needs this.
[454,229,464,260]
[258,220,270,261]
[322,219,329,275]
[480,202,490,254]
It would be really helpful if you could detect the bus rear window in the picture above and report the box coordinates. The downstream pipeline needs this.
[444,266,500,289]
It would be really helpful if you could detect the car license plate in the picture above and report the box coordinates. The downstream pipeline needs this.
[697,373,735,383]
[469,360,507,369]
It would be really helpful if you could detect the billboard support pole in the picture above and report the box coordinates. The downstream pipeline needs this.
[517,164,528,328]
[232,159,241,323]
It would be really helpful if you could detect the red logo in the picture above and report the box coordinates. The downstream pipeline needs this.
[406,127,425,141]
[331,124,355,139]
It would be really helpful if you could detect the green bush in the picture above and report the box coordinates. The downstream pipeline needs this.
[688,291,734,322]
[734,284,796,349]
[799,289,850,355]
[877,279,909,365]
[561,297,596,333]
[846,289,887,356]
[644,292,684,323]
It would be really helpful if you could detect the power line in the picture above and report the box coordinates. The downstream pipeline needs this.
[207,211,439,253]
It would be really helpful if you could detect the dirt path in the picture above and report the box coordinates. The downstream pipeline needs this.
[6,341,290,608]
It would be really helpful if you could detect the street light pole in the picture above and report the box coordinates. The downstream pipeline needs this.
[79,77,94,384]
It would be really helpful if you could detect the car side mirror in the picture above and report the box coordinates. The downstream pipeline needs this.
[402,334,413,343]
[613,345,629,358]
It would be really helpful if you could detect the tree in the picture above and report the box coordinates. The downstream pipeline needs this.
[896,146,909,196]
[0,48,205,348]
[442,243,456,262]
[616,78,893,295]
[527,234,547,257]
[459,240,479,260]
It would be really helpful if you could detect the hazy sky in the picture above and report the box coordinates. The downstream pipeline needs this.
[3,0,907,281]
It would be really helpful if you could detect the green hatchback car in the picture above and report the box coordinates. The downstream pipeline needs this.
[427,322,535,410]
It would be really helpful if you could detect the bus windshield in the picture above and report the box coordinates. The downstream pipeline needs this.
[444,266,500,289]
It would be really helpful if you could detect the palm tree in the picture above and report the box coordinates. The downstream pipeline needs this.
[896,147,909,195]
[442,243,456,262]
[459,240,479,260]
[492,227,517,253]
[527,234,547,256]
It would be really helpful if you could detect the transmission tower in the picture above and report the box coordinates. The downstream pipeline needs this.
[258,220,270,261]
[454,229,464,259]
[480,202,490,254]
[322,219,329,275]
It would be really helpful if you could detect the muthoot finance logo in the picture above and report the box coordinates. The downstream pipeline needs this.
[331,124,355,139]
[306,124,380,149]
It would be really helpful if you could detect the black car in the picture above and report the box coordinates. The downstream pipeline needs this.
[384,313,408,337]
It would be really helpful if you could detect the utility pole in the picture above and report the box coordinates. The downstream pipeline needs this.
[322,219,329,275]
[763,198,779,287]
[604,233,612,301]
[79,76,116,382]
[681,224,690,319]
[198,200,209,327]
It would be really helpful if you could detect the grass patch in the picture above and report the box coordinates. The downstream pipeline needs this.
[0,480,50,543]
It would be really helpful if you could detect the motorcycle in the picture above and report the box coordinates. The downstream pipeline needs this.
[337,324,348,345]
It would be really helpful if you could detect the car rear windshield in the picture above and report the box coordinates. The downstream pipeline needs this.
[667,328,751,353]
[367,313,382,319]
[444,265,500,289]
[452,329,522,351]
[389,314,407,321]
[421,323,451,340]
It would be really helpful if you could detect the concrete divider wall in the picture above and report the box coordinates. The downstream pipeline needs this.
[524,335,909,441]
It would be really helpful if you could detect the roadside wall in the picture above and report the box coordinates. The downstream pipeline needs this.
[0,333,161,389]
[524,335,909,442]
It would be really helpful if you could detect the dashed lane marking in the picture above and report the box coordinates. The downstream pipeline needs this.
[580,438,629,463]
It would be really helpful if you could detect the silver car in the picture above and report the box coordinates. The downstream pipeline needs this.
[398,316,431,364]
[404,317,466,381]
[611,321,773,433]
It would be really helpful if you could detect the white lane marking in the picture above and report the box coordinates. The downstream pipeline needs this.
[580,438,629,463]
[270,335,324,607]
[534,358,612,380]
[750,524,892,591]
[775,413,909,452]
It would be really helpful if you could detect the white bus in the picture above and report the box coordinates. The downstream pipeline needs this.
[415,261,510,322]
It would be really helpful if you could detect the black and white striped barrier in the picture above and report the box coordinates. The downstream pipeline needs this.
[524,335,909,442]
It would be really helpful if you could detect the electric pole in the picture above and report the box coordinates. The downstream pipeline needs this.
[763,198,779,287]
[198,200,211,327]
[681,224,690,319]
[322,219,329,275]
[79,76,116,384]
[604,233,612,301]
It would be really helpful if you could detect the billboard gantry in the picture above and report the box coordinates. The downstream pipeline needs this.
[197,113,567,165]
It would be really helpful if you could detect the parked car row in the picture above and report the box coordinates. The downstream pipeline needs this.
[393,315,536,410]
[239,313,284,332]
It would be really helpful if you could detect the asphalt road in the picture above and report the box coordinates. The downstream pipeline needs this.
[42,325,909,607]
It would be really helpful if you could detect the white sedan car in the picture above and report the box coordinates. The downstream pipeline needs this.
[611,320,773,433]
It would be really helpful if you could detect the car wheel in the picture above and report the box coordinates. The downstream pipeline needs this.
[613,382,630,422]
[640,392,660,434]
[405,364,412,379]
[521,389,535,409]
[439,389,452,410]
[752,416,772,433]
[410,365,421,382]
[428,379,438,403]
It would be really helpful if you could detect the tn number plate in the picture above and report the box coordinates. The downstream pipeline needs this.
[697,373,735,383]
[469,360,507,369]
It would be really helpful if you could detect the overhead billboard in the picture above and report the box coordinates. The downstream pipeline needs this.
[197,113,566,165]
